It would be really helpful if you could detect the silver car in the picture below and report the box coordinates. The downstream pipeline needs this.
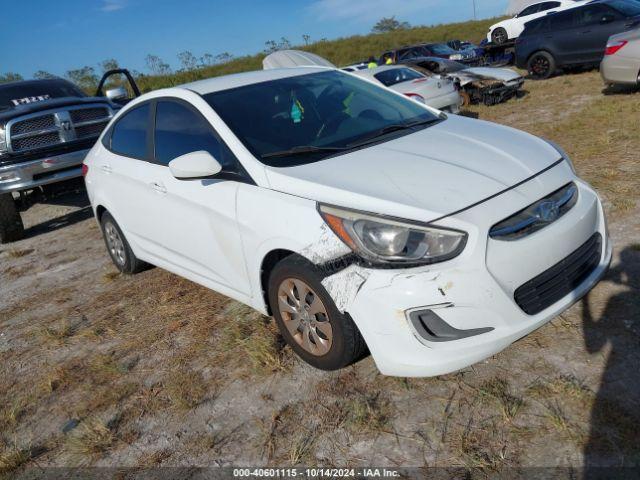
[601,28,640,86]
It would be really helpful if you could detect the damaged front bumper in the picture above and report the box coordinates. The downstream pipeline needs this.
[320,179,610,377]
[464,78,524,106]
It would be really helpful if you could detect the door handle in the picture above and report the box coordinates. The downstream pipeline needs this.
[150,182,167,194]
[101,165,112,173]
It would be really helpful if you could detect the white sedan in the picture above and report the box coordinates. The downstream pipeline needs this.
[488,0,589,44]
[353,65,462,113]
[84,66,611,377]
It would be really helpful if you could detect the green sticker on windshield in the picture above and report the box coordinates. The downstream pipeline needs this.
[291,99,304,124]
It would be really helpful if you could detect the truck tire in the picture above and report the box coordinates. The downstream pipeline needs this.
[0,193,25,244]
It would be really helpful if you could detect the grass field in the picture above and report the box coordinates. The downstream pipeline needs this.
[134,17,501,92]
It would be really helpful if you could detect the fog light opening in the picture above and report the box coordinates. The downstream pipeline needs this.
[407,308,494,343]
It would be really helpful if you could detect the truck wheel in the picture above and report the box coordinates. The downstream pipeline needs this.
[491,28,508,45]
[0,193,25,244]
[527,51,556,79]
[268,254,368,371]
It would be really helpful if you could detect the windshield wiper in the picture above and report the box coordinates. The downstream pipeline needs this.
[261,145,346,159]
[346,118,441,148]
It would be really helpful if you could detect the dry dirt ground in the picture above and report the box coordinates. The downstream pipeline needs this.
[1,70,639,474]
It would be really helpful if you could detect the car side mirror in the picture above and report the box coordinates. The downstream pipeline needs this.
[105,87,129,104]
[168,151,223,179]
[600,14,615,24]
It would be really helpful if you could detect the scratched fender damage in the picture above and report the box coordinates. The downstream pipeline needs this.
[300,223,351,265]
[321,265,370,313]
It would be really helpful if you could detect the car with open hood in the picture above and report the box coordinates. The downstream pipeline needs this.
[83,66,611,377]
[400,56,525,105]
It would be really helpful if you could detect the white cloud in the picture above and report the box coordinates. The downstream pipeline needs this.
[100,0,127,12]
[308,0,507,23]
[308,0,437,22]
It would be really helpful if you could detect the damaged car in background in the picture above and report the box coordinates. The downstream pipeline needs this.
[401,56,525,105]
[351,65,462,113]
[84,66,611,377]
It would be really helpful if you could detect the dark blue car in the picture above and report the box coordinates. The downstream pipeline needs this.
[515,0,640,78]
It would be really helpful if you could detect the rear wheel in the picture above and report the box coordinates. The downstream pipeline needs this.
[0,193,25,244]
[491,28,508,45]
[100,211,147,274]
[527,51,556,79]
[268,255,368,371]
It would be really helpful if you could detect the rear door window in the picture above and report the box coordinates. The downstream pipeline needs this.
[153,100,238,170]
[538,1,561,12]
[573,5,610,27]
[374,68,424,87]
[110,104,150,159]
[519,4,542,16]
[549,10,574,30]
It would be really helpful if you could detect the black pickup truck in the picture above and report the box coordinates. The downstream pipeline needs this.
[0,70,139,243]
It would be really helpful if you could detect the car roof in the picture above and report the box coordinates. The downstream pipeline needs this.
[181,66,331,94]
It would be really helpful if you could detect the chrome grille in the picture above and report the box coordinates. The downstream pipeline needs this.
[11,115,56,135]
[75,122,109,139]
[70,107,109,124]
[7,104,113,154]
[12,133,60,152]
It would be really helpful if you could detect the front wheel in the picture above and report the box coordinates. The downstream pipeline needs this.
[527,51,556,79]
[268,255,368,371]
[0,193,25,244]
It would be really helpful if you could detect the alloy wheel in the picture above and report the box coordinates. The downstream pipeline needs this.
[277,278,332,356]
[104,222,126,266]
[531,56,550,77]
[493,29,507,45]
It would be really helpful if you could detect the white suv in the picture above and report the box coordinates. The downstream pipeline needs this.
[489,0,588,44]
[84,66,611,377]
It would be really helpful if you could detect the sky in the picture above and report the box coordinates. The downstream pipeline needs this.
[1,0,508,79]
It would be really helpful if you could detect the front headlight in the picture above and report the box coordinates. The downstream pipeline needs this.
[545,139,576,174]
[318,204,467,266]
[450,54,464,61]
[0,127,7,156]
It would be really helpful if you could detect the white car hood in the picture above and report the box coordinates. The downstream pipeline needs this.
[460,67,522,82]
[265,115,562,223]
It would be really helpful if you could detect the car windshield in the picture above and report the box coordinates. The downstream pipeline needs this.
[374,68,425,86]
[608,0,640,16]
[0,79,86,111]
[427,44,458,55]
[204,70,441,167]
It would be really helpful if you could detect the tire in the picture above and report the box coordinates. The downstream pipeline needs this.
[491,28,508,45]
[99,211,147,274]
[267,255,368,371]
[0,193,25,244]
[527,51,556,79]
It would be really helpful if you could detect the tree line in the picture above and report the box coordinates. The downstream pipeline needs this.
[0,16,414,88]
